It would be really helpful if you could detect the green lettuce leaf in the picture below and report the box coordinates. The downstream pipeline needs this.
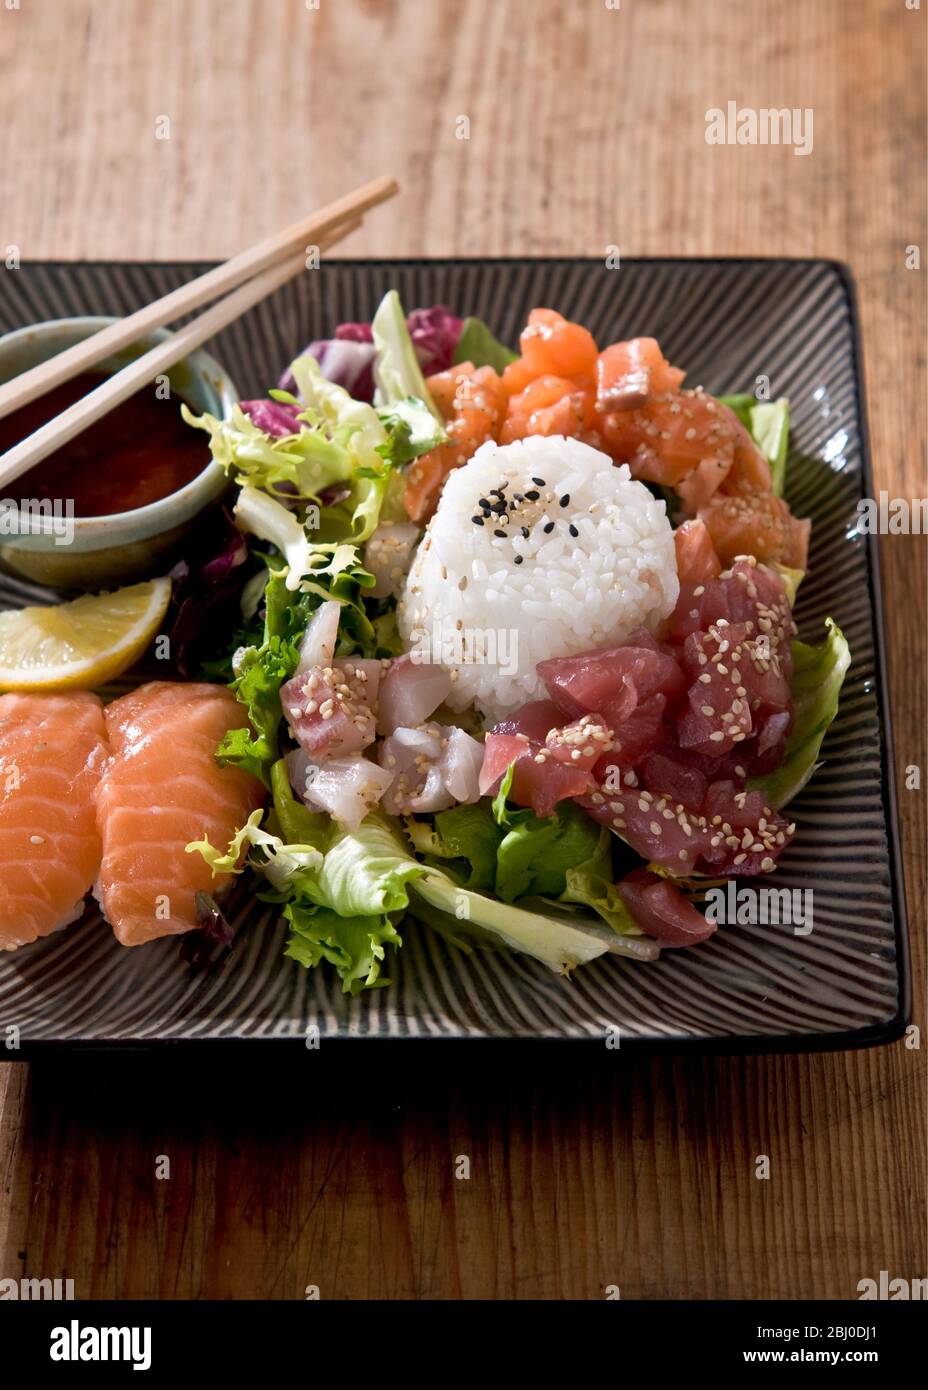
[491,766,611,904]
[309,811,428,917]
[560,829,642,936]
[205,769,417,995]
[410,871,656,971]
[717,393,754,428]
[262,774,658,979]
[453,317,518,372]
[234,487,316,590]
[181,396,354,501]
[750,399,790,496]
[186,355,422,546]
[748,617,851,809]
[283,904,402,993]
[446,773,643,936]
[371,289,443,423]
[771,561,804,606]
[214,572,304,783]
[494,799,601,903]
[406,803,503,891]
[266,772,425,987]
[215,544,375,784]
[375,397,446,465]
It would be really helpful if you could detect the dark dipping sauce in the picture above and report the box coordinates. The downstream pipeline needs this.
[0,371,211,517]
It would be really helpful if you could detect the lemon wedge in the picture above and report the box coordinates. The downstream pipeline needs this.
[0,578,172,691]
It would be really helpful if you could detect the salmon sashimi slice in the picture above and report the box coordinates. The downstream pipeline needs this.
[0,691,108,949]
[95,681,265,947]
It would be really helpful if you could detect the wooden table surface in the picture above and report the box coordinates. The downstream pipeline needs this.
[0,0,924,1300]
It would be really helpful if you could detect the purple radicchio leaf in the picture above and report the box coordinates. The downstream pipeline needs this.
[181,891,237,967]
[274,306,463,404]
[406,306,463,376]
[239,398,304,437]
[169,507,250,678]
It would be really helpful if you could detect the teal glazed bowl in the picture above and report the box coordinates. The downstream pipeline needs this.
[0,317,237,590]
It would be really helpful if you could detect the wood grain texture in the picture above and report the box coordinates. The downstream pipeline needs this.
[0,0,924,1300]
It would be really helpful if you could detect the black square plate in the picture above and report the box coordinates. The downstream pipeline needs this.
[0,258,910,1050]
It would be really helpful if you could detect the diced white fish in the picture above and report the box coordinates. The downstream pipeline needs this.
[296,600,341,675]
[286,748,393,832]
[365,522,421,599]
[377,722,483,815]
[440,726,484,804]
[335,656,383,708]
[281,659,377,761]
[377,653,452,736]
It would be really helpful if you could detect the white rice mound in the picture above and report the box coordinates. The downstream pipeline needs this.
[398,435,679,723]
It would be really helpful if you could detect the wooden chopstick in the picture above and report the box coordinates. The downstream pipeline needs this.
[0,175,397,422]
[0,215,363,493]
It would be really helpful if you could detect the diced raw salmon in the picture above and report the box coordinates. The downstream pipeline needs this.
[404,364,505,523]
[595,338,685,412]
[601,388,744,492]
[673,518,722,588]
[502,308,598,395]
[500,374,596,443]
[698,492,810,570]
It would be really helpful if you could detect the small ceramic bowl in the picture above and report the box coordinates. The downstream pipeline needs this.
[0,317,237,589]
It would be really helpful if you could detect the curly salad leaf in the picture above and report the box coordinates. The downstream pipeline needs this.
[183,352,444,545]
[214,544,375,785]
[189,760,651,992]
[191,761,423,993]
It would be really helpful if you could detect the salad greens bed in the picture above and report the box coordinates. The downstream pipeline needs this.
[179,293,849,992]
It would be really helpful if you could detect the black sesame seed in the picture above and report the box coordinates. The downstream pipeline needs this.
[569,523,579,537]
[524,490,540,501]
[543,521,555,534]
[531,477,545,486]
[493,529,506,539]
[471,516,484,526]
[559,494,570,507]
[521,526,529,538]
[478,498,489,509]
[490,488,504,498]
[514,555,524,565]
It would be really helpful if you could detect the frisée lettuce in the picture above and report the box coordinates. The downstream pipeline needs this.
[189,762,653,992]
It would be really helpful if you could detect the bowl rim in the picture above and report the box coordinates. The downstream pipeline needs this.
[0,314,237,535]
